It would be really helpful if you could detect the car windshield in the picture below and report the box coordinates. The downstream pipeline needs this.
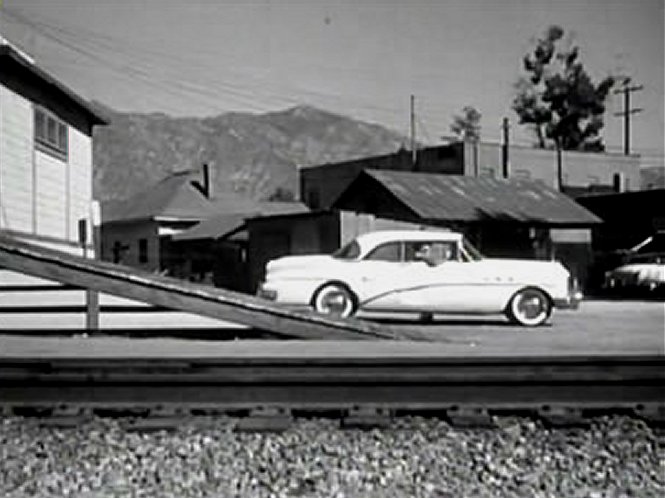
[461,239,483,261]
[332,240,361,260]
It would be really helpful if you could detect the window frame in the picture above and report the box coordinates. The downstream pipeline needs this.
[364,241,404,262]
[34,106,69,160]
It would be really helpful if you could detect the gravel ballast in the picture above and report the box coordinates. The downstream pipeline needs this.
[1,415,663,497]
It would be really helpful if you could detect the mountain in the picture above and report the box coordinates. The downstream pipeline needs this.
[92,104,410,202]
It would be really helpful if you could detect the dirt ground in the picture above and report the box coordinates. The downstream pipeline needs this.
[0,299,662,359]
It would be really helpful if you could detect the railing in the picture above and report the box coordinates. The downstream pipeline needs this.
[0,270,251,335]
[0,234,411,340]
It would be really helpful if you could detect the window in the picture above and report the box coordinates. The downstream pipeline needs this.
[34,106,68,159]
[138,239,148,263]
[405,241,457,266]
[365,242,401,262]
[333,240,361,260]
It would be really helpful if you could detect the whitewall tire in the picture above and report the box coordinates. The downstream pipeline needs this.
[312,283,357,318]
[507,288,552,327]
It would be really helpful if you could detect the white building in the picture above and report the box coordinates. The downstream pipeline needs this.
[0,37,107,255]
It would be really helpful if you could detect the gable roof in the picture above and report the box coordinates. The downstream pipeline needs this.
[0,40,108,125]
[335,170,601,226]
[102,171,218,223]
[102,170,309,227]
[173,201,310,241]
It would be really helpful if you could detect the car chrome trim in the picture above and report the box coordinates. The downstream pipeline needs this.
[553,291,583,310]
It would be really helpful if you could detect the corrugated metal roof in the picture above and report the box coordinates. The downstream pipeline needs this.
[362,170,602,225]
[172,201,310,241]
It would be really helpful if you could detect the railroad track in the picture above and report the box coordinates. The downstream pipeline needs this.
[1,354,663,430]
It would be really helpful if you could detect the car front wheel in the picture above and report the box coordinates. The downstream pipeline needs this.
[506,288,552,326]
[312,283,357,318]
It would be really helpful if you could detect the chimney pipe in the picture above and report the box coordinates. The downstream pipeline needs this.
[202,163,211,198]
[192,163,213,199]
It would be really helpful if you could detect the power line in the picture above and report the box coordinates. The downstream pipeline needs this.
[2,7,411,119]
[1,5,468,134]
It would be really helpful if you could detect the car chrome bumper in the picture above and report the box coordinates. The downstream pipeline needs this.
[256,284,277,301]
[553,290,583,310]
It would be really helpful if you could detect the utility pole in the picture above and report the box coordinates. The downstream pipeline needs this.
[501,117,510,179]
[410,94,417,169]
[555,137,563,192]
[614,79,643,155]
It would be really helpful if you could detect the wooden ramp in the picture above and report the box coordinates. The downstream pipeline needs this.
[0,234,410,340]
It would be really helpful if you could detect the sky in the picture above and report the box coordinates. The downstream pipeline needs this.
[1,0,663,160]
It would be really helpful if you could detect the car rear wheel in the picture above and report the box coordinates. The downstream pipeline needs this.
[312,283,357,318]
[507,288,552,326]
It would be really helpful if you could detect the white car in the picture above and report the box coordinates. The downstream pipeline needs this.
[604,262,665,294]
[603,233,665,297]
[257,230,582,326]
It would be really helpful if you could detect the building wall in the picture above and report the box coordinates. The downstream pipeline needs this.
[299,145,465,210]
[467,142,640,192]
[34,149,67,238]
[68,126,93,242]
[0,81,95,256]
[300,162,379,210]
[0,85,34,233]
[339,211,435,246]
[246,211,441,292]
[577,189,665,251]
[301,142,640,212]
[101,220,160,272]
[247,212,340,292]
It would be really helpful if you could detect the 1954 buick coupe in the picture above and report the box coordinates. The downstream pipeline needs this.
[257,230,582,326]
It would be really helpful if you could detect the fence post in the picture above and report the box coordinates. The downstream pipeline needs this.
[85,202,101,331]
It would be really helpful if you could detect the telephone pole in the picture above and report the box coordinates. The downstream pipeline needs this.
[501,117,510,179]
[614,79,643,155]
[410,94,417,168]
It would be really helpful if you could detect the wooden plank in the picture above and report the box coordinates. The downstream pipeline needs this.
[0,234,411,340]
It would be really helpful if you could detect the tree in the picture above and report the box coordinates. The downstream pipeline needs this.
[450,106,482,142]
[512,25,615,151]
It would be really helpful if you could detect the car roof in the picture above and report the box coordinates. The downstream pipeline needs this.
[354,230,462,248]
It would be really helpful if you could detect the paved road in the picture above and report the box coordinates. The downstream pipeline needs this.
[0,299,662,359]
[369,298,664,356]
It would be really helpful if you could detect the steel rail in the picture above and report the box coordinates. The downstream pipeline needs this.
[1,355,663,427]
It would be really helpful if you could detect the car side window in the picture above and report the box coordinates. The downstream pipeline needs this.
[432,242,457,262]
[365,242,402,262]
[406,241,458,266]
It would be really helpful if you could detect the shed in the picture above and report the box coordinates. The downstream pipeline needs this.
[1,39,107,254]
[333,169,601,228]
[170,201,309,291]
[332,170,602,286]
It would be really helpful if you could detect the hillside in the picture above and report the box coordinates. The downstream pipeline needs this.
[92,104,410,201]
